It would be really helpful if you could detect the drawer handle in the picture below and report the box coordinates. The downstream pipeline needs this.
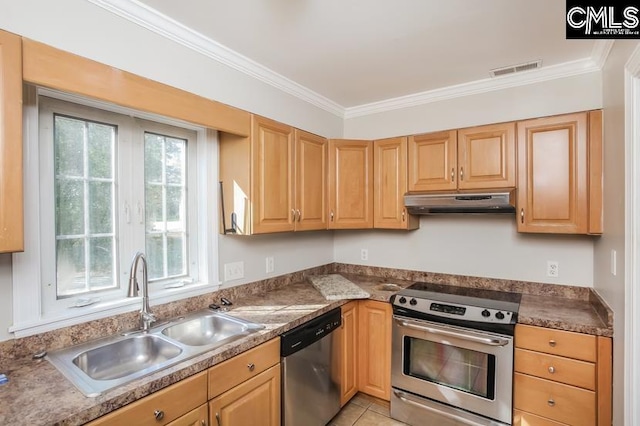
[549,339,557,347]
[548,366,555,374]
[451,168,455,182]
[247,363,256,371]
[154,410,164,421]
[548,399,556,407]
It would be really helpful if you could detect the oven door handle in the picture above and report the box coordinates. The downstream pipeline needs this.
[395,319,511,347]
[393,390,485,426]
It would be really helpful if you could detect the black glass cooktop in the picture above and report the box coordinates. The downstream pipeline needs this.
[406,281,522,304]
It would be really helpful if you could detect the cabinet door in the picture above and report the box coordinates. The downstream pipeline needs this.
[209,364,281,426]
[357,300,392,401]
[374,137,418,230]
[328,139,373,229]
[166,404,208,426]
[457,122,516,190]
[0,30,23,253]
[337,301,359,406]
[251,116,295,234]
[408,130,457,192]
[517,113,588,234]
[294,130,327,231]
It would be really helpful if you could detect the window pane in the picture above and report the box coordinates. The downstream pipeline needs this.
[89,237,115,291]
[146,234,164,280]
[166,137,185,184]
[144,132,187,281]
[56,238,86,297]
[89,181,113,234]
[88,122,114,179]
[56,179,85,235]
[54,114,117,299]
[167,234,185,277]
[55,116,84,177]
[145,134,163,183]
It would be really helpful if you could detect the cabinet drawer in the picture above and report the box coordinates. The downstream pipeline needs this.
[165,403,208,426]
[515,348,596,390]
[514,373,595,426]
[515,324,596,361]
[514,409,568,426]
[88,371,207,426]
[208,337,279,399]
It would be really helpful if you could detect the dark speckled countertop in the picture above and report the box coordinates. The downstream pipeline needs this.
[0,266,613,425]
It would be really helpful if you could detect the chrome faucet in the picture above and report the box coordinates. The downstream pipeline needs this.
[127,252,156,331]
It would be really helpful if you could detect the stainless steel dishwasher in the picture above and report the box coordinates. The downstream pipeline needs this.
[281,307,342,426]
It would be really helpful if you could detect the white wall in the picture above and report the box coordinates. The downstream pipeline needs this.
[595,40,639,426]
[335,216,594,286]
[219,232,334,286]
[0,0,343,138]
[344,72,602,139]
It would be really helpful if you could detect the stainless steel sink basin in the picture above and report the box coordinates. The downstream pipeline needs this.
[47,310,264,397]
[162,313,259,346]
[72,334,182,380]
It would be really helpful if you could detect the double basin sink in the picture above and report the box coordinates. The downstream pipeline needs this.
[47,310,264,397]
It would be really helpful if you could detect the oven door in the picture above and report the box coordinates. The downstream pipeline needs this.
[391,315,513,425]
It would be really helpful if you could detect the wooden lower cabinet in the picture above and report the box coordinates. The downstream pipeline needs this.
[209,364,280,426]
[337,301,359,406]
[166,404,208,426]
[513,324,612,426]
[87,372,208,426]
[357,300,392,401]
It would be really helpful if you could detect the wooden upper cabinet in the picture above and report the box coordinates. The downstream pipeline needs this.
[251,116,295,234]
[328,139,373,229]
[457,122,516,190]
[517,111,602,235]
[294,130,327,231]
[0,30,24,253]
[408,130,457,192]
[373,137,418,230]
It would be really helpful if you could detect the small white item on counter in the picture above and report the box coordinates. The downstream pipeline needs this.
[308,274,370,300]
[0,374,8,385]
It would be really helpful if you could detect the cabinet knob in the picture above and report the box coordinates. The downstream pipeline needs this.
[549,339,557,347]
[330,210,334,221]
[247,362,255,371]
[451,168,455,182]
[520,208,524,224]
[547,398,556,407]
[402,209,406,222]
[154,410,164,421]
[216,412,221,426]
[460,167,464,181]
[296,209,301,222]
[548,366,555,374]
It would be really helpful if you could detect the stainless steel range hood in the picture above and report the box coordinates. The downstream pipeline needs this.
[404,191,515,215]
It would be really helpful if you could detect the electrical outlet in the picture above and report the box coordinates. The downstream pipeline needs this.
[266,256,274,274]
[361,249,368,261]
[547,261,559,278]
[224,261,244,281]
[611,250,617,276]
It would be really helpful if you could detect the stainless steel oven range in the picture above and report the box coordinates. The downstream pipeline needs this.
[390,282,521,426]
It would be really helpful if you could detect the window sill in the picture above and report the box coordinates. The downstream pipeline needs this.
[9,281,221,338]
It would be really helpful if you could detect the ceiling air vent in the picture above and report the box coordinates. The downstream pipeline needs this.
[490,60,542,78]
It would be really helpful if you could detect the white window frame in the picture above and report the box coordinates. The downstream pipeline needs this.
[11,87,220,337]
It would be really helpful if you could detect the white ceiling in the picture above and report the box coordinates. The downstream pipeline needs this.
[92,0,608,117]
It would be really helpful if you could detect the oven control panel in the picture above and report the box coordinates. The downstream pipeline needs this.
[392,295,516,325]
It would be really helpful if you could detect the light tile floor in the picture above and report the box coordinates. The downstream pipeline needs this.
[327,393,409,426]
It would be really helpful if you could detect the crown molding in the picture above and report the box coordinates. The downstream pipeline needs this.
[86,0,612,121]
[344,55,604,119]
[86,0,345,118]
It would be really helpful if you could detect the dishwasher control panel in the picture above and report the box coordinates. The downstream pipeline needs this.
[280,307,342,357]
